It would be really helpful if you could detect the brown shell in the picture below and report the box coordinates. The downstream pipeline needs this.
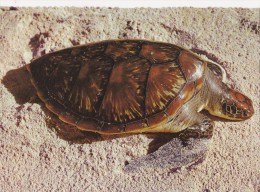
[27,40,207,134]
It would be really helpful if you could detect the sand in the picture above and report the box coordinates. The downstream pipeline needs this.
[0,7,259,191]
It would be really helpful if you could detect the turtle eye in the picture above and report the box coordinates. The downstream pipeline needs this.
[222,100,238,117]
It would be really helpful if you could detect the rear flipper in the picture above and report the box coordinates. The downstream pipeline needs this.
[124,116,213,172]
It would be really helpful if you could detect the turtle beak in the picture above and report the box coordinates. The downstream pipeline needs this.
[242,96,254,119]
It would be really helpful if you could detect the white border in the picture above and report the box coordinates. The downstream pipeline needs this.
[0,0,259,8]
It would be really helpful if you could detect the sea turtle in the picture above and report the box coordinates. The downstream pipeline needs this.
[27,40,254,171]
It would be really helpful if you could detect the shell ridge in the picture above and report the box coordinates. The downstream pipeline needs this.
[63,59,83,104]
[91,55,116,115]
[176,53,188,82]
[136,41,145,55]
[95,58,116,121]
[143,60,153,118]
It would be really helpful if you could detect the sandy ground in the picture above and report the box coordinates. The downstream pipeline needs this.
[0,7,259,192]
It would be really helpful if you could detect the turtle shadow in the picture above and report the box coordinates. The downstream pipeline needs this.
[2,65,37,104]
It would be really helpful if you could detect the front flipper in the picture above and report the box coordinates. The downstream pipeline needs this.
[124,116,213,172]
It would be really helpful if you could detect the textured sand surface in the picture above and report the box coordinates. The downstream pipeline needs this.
[0,7,259,191]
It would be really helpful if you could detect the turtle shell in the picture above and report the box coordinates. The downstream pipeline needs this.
[27,40,207,134]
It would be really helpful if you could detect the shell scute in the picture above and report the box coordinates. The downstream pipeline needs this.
[76,118,99,132]
[165,97,182,117]
[146,112,167,130]
[145,62,186,116]
[178,82,195,104]
[178,51,205,81]
[105,41,142,62]
[67,55,113,116]
[195,76,205,93]
[76,43,107,59]
[139,42,180,63]
[124,119,148,132]
[98,57,150,123]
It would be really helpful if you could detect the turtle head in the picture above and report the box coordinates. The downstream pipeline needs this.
[219,88,254,120]
[204,67,254,121]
